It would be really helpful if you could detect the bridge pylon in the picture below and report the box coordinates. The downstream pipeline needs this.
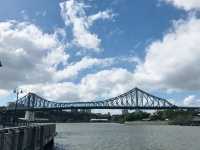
[25,111,35,121]
[122,109,129,115]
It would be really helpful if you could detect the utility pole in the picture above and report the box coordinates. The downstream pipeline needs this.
[13,88,23,126]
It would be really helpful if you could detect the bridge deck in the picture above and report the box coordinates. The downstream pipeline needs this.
[9,106,200,111]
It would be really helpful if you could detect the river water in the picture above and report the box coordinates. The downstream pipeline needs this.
[54,123,200,150]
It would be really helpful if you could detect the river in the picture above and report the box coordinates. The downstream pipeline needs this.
[54,123,200,150]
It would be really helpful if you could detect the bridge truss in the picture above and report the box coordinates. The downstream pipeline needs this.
[15,87,178,111]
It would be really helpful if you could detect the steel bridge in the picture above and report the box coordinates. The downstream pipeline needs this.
[11,87,194,111]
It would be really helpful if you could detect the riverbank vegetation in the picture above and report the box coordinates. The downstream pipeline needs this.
[112,110,200,125]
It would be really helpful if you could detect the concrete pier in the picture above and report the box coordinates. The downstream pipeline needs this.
[25,111,35,121]
[0,124,56,150]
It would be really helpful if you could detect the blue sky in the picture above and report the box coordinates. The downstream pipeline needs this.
[0,0,200,107]
[0,0,185,58]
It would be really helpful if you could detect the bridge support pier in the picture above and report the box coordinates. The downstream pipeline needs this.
[122,109,129,115]
[80,109,91,113]
[71,109,78,113]
[25,111,35,121]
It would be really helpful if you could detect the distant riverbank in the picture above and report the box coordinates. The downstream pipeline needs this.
[125,121,169,125]
[124,120,200,126]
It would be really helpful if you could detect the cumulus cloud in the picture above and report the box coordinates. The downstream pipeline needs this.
[4,0,200,105]
[183,95,200,106]
[88,10,115,25]
[0,89,9,97]
[6,17,200,102]
[60,0,115,51]
[79,68,134,100]
[21,82,80,101]
[20,68,135,102]
[3,12,200,104]
[0,21,69,89]
[0,19,139,103]
[54,57,115,81]
[133,16,200,91]
[0,20,125,93]
[162,0,200,11]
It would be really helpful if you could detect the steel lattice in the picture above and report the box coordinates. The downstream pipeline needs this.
[15,88,177,110]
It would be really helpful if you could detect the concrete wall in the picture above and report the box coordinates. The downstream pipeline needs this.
[0,124,56,150]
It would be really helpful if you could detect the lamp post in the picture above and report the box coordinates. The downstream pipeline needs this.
[13,88,23,126]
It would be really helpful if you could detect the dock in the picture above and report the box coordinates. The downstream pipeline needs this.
[0,124,56,150]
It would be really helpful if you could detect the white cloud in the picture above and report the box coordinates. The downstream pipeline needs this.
[79,68,134,100]
[21,82,80,101]
[163,0,200,11]
[0,20,130,91]
[0,20,138,103]
[0,19,142,104]
[183,95,200,106]
[5,0,200,105]
[0,89,9,97]
[133,16,200,91]
[60,0,115,51]
[88,9,115,25]
[54,57,115,81]
[20,68,135,102]
[0,21,69,89]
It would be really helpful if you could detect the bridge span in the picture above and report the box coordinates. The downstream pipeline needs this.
[14,87,200,111]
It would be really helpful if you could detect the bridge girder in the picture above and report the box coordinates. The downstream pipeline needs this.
[15,87,177,111]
